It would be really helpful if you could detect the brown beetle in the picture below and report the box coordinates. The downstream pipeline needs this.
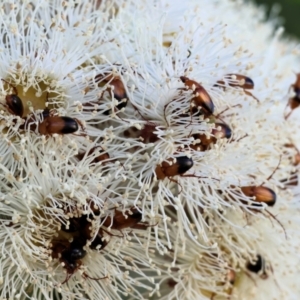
[101,208,155,237]
[246,254,268,279]
[95,73,128,113]
[191,123,232,151]
[103,208,143,230]
[231,157,287,238]
[292,73,300,99]
[180,76,214,116]
[53,205,109,284]
[38,116,79,135]
[239,156,282,208]
[59,209,109,252]
[77,146,110,164]
[155,156,194,180]
[217,74,254,89]
[240,186,276,207]
[38,108,84,135]
[155,156,216,193]
[89,229,108,251]
[59,239,87,284]
[238,184,286,238]
[52,238,107,285]
[1,79,24,117]
[23,108,84,135]
[60,215,88,233]
[215,74,259,102]
[281,143,300,186]
[124,122,159,144]
[162,77,213,127]
[285,73,300,119]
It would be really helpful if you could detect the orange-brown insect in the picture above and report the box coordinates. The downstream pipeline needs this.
[292,73,300,99]
[246,255,268,279]
[280,143,300,186]
[285,73,300,119]
[102,208,153,233]
[53,207,109,284]
[191,122,232,151]
[77,146,110,164]
[54,239,87,284]
[1,79,24,117]
[219,156,287,238]
[215,74,259,102]
[232,157,287,238]
[60,210,108,252]
[38,116,79,135]
[240,186,276,207]
[155,156,194,180]
[60,215,88,233]
[180,76,214,116]
[95,73,128,114]
[124,122,159,144]
[162,77,214,127]
[239,183,286,238]
[155,156,218,193]
[52,239,107,285]
[218,74,255,89]
[36,109,84,135]
[89,229,108,251]
[239,156,282,208]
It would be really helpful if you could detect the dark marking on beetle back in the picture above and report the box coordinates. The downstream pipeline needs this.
[176,157,194,174]
[60,117,79,134]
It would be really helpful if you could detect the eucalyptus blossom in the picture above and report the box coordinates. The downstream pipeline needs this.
[0,0,299,299]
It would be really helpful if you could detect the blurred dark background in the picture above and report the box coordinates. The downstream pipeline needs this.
[254,0,300,38]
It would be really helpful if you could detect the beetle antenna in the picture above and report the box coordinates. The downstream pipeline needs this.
[263,155,281,183]
[264,209,287,240]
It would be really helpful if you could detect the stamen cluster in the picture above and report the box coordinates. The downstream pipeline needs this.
[0,1,299,300]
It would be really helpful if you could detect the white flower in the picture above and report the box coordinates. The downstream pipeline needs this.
[0,0,299,299]
[138,196,300,300]
[0,1,157,299]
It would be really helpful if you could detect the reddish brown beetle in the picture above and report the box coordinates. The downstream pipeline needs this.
[124,122,159,144]
[89,229,108,251]
[280,143,300,186]
[77,146,110,164]
[38,116,79,135]
[52,238,107,285]
[239,156,282,208]
[291,73,300,99]
[240,186,276,207]
[155,156,218,193]
[155,156,194,180]
[215,74,259,102]
[246,254,268,279]
[237,157,287,238]
[1,79,24,117]
[191,123,232,151]
[101,207,155,238]
[37,109,84,135]
[95,73,128,114]
[103,208,143,230]
[285,73,300,119]
[180,76,214,116]
[236,183,286,238]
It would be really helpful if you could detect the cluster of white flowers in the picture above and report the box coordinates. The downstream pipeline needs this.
[0,0,299,299]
